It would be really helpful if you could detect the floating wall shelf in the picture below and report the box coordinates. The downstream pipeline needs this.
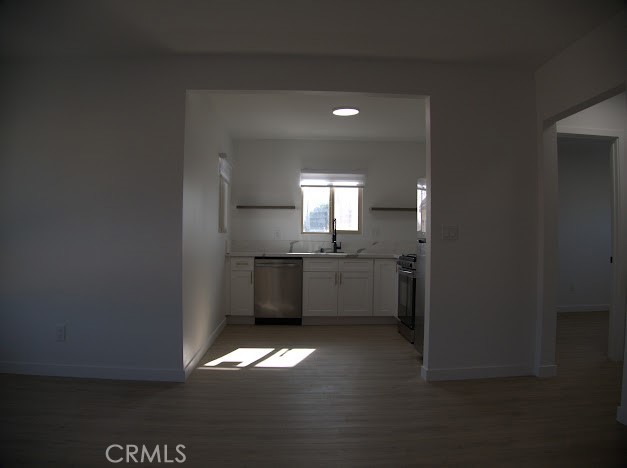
[370,207,417,212]
[236,205,296,210]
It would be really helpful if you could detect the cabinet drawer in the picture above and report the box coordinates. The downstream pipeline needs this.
[230,257,254,271]
[339,259,373,273]
[303,258,339,272]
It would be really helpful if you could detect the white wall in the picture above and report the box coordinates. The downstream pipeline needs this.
[535,11,625,123]
[558,93,627,132]
[230,139,424,251]
[1,54,538,382]
[182,92,232,377]
[557,137,612,311]
[423,72,537,380]
[0,60,185,380]
[534,10,627,423]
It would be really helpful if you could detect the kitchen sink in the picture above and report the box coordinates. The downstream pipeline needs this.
[284,252,361,257]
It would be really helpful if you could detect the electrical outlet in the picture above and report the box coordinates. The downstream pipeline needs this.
[272,230,281,240]
[55,323,66,342]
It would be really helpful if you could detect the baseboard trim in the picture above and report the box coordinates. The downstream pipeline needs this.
[617,406,627,426]
[535,364,558,378]
[227,315,254,325]
[184,317,227,380]
[557,304,610,312]
[420,364,532,381]
[226,316,397,325]
[302,316,398,325]
[0,361,184,382]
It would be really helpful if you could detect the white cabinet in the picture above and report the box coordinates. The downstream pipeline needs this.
[338,271,373,316]
[227,255,394,319]
[302,258,373,316]
[303,258,339,316]
[230,257,254,316]
[302,258,338,272]
[338,259,373,316]
[373,259,398,316]
[303,271,338,316]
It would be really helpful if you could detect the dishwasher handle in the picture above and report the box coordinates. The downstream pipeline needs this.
[255,262,302,268]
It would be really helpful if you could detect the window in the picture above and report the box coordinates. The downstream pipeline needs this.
[333,187,360,231]
[219,176,229,233]
[417,178,427,234]
[301,172,364,234]
[219,154,231,233]
[302,186,330,233]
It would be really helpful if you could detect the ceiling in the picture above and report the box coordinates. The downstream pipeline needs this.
[1,0,624,69]
[2,1,621,142]
[205,92,426,141]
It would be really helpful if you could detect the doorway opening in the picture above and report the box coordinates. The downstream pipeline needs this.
[556,134,616,373]
[182,90,432,375]
[537,91,625,375]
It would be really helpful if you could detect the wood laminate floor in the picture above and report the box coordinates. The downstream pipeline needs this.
[1,312,626,467]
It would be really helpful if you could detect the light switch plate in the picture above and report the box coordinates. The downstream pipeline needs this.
[55,323,66,342]
[442,224,459,241]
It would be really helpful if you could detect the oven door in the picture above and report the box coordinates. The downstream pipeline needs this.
[397,267,416,329]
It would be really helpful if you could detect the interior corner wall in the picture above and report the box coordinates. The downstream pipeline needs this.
[182,92,231,375]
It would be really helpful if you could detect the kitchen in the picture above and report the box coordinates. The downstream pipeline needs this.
[184,91,427,358]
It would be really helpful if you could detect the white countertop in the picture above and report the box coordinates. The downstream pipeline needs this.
[227,251,398,259]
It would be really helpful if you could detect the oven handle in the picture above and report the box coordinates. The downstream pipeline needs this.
[398,268,416,277]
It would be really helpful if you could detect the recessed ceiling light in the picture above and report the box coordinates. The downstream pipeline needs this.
[332,107,359,116]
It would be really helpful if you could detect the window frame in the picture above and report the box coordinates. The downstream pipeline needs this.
[218,155,232,234]
[301,186,363,235]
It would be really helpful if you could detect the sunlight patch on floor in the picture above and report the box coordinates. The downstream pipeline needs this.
[200,347,316,369]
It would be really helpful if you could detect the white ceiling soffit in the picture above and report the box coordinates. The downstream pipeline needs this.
[204,92,426,142]
[0,0,624,69]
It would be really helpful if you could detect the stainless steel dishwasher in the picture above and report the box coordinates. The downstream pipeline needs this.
[254,258,303,324]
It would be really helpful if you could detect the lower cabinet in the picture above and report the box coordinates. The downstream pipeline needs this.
[302,258,373,316]
[230,257,254,316]
[373,259,398,316]
[302,271,338,316]
[338,270,373,316]
[229,255,396,318]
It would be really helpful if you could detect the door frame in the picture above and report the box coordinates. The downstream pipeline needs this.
[535,91,626,378]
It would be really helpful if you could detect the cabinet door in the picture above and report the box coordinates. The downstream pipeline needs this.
[373,260,398,316]
[230,270,254,316]
[338,271,373,316]
[303,271,338,316]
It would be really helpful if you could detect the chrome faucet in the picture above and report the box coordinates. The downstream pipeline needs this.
[288,240,298,253]
[332,218,341,253]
